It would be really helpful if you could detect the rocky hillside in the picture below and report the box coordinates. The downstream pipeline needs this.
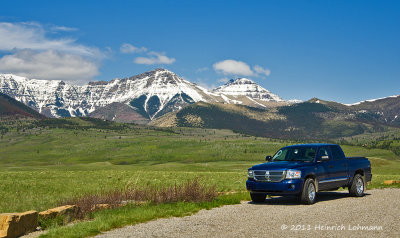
[88,102,150,124]
[151,98,400,140]
[0,92,45,118]
[309,96,400,127]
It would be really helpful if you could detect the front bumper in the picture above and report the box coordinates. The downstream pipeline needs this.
[246,178,304,195]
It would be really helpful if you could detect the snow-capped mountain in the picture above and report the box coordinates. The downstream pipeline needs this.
[213,78,283,101]
[0,69,286,120]
[212,78,285,108]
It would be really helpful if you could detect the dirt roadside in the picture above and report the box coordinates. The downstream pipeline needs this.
[96,189,400,238]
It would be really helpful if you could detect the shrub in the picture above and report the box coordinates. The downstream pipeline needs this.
[60,179,217,219]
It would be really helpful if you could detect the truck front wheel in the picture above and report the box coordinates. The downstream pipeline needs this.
[250,193,266,203]
[349,174,365,197]
[300,178,316,204]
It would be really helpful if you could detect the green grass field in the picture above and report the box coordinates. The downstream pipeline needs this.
[1,118,399,213]
[0,118,286,213]
[0,118,399,237]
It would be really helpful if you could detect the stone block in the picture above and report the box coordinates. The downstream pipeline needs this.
[39,205,78,222]
[0,210,38,238]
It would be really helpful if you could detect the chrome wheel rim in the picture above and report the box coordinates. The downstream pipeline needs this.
[308,183,316,201]
[356,177,364,194]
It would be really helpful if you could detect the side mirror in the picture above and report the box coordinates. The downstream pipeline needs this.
[266,155,272,161]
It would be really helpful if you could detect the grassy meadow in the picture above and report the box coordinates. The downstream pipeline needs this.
[0,117,400,237]
[1,118,399,213]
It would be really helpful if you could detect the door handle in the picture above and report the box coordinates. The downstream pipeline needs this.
[329,165,334,168]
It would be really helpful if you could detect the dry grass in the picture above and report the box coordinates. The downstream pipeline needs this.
[60,179,217,219]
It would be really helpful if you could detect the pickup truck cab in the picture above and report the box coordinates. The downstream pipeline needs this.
[246,143,372,204]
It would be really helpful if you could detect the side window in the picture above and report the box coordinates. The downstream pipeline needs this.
[305,148,317,160]
[318,147,330,159]
[330,146,344,160]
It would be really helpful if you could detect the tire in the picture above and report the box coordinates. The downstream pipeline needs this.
[300,178,317,205]
[349,174,365,197]
[250,193,266,203]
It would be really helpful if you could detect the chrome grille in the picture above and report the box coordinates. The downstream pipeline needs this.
[254,170,285,182]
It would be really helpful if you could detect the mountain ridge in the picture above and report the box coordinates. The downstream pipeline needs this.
[0,69,286,121]
[151,98,400,140]
[1,69,399,140]
[1,69,398,131]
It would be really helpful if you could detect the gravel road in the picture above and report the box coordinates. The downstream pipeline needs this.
[96,189,399,238]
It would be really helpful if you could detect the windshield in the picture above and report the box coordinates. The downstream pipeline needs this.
[272,146,317,162]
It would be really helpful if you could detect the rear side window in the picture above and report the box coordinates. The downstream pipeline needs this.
[318,147,330,159]
[330,145,344,160]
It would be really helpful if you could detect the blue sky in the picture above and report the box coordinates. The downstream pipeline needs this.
[0,0,399,103]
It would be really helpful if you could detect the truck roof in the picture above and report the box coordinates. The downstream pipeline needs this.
[284,143,338,148]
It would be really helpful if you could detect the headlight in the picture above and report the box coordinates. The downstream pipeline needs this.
[248,170,254,178]
[286,170,301,179]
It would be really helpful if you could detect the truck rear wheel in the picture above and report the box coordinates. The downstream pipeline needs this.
[250,193,266,203]
[349,174,365,197]
[300,178,316,204]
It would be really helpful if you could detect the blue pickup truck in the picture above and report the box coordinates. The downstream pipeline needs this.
[246,144,372,204]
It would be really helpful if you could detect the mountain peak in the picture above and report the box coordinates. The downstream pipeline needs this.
[147,68,175,76]
[126,68,177,82]
[223,78,256,85]
[308,98,322,103]
[153,68,170,72]
[213,78,284,102]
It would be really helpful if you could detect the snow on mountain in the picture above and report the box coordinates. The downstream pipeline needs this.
[0,70,287,120]
[344,95,400,106]
[0,74,83,117]
[288,99,303,103]
[211,78,285,108]
[0,69,217,119]
[213,78,284,102]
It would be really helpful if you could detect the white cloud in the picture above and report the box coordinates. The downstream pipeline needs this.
[213,59,271,78]
[50,26,78,32]
[0,22,101,57]
[0,49,99,84]
[253,65,271,77]
[0,22,104,83]
[134,51,175,65]
[120,43,147,54]
[213,59,255,76]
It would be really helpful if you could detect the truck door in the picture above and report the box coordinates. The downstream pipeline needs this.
[316,146,337,190]
[329,145,348,187]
